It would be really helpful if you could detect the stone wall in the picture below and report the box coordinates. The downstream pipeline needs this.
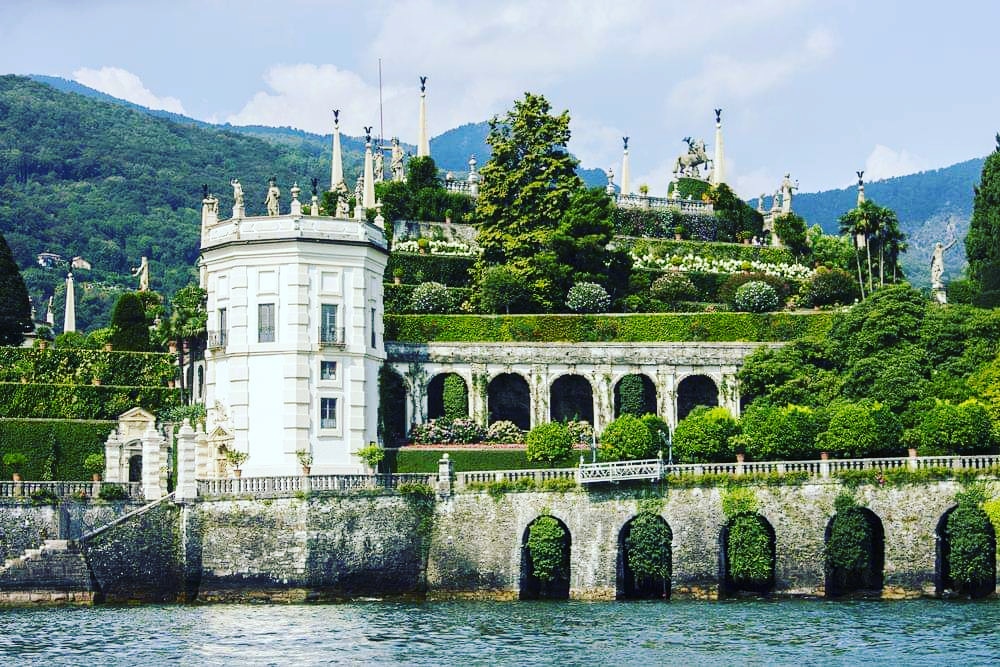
[0,500,139,563]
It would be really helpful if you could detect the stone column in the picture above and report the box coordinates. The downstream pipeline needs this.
[437,454,453,497]
[104,429,123,484]
[194,425,210,480]
[141,425,166,501]
[175,419,197,502]
[657,370,677,429]
[530,367,548,429]
[721,372,741,417]
[469,365,488,426]
[592,368,614,435]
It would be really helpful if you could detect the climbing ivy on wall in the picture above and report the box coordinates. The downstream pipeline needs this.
[527,516,568,583]
[945,486,996,596]
[625,511,672,580]
[442,374,468,419]
[722,487,773,591]
[617,374,647,416]
[825,493,877,596]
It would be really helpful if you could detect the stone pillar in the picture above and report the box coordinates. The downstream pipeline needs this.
[530,367,548,429]
[141,424,166,501]
[104,429,123,484]
[175,419,197,502]
[417,78,430,158]
[363,139,376,209]
[194,425,210,480]
[290,183,302,216]
[657,370,677,429]
[721,372,741,417]
[712,110,725,186]
[331,112,344,190]
[593,369,614,435]
[310,195,320,217]
[437,454,453,497]
[469,365,488,426]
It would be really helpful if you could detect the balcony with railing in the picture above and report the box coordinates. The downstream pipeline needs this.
[207,330,228,350]
[319,326,346,348]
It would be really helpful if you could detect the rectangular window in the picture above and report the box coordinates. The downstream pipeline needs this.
[321,304,339,344]
[258,303,275,342]
[320,361,337,380]
[218,308,227,347]
[320,397,338,429]
[370,307,377,348]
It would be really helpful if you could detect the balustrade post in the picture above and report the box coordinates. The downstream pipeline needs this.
[908,448,918,470]
[437,454,453,498]
[175,419,198,502]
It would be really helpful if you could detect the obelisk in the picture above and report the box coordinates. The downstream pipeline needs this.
[63,272,76,333]
[363,127,376,209]
[621,137,631,195]
[711,108,725,186]
[417,76,430,158]
[330,110,344,190]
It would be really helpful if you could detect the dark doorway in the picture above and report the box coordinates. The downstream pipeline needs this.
[676,374,718,421]
[488,373,531,430]
[550,375,593,424]
[379,367,408,446]
[128,454,142,483]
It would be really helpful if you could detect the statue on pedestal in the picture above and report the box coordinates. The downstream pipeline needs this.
[230,178,244,211]
[374,148,384,183]
[131,256,150,292]
[264,177,280,216]
[673,137,710,178]
[391,137,405,182]
[780,173,798,213]
[931,225,958,289]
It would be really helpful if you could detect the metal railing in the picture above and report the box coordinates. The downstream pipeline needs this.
[0,480,143,500]
[319,326,346,347]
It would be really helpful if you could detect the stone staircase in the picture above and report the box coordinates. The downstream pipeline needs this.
[0,539,95,604]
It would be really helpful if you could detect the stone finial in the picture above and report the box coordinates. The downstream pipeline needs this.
[715,108,722,125]
[332,108,340,126]
[364,126,373,144]
[623,136,629,150]
[420,75,427,93]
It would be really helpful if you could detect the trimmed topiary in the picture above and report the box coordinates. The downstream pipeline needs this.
[600,413,658,460]
[650,274,699,303]
[803,267,859,307]
[565,282,611,313]
[733,281,779,313]
[525,422,575,465]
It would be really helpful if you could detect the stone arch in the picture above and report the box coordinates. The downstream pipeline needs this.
[719,513,776,597]
[824,507,885,597]
[935,504,997,598]
[379,366,409,446]
[488,373,530,430]
[550,374,593,424]
[520,515,571,600]
[127,452,142,483]
[617,513,672,600]
[614,373,657,417]
[426,372,468,420]
[676,374,719,421]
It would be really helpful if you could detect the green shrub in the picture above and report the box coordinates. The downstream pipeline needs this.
[410,281,456,314]
[673,406,738,463]
[0,419,114,480]
[947,279,977,305]
[475,264,531,314]
[98,484,129,501]
[803,267,859,307]
[816,400,902,459]
[539,477,578,492]
[600,413,658,461]
[109,292,151,352]
[650,274,699,303]
[726,513,773,589]
[2,451,27,471]
[911,399,995,456]
[565,282,611,313]
[625,511,672,579]
[385,253,475,286]
[738,404,823,461]
[825,493,877,595]
[617,374,648,416]
[527,516,568,582]
[944,487,995,596]
[0,384,180,420]
[83,453,105,476]
[388,448,535,473]
[718,272,790,307]
[734,281,779,313]
[525,422,575,465]
[442,374,469,419]
[485,420,524,444]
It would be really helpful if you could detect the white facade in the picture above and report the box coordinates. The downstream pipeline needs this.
[199,202,388,475]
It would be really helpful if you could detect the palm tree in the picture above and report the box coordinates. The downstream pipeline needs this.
[838,207,869,298]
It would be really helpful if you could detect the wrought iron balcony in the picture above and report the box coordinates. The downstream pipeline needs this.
[319,326,346,347]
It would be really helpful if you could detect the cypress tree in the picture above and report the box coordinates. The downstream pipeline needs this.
[109,292,150,351]
[0,232,32,346]
[967,134,1000,286]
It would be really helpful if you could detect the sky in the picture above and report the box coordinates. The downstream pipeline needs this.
[3,0,1000,199]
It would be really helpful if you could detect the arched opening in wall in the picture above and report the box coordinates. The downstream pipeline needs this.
[197,365,205,401]
[379,366,408,446]
[550,375,593,425]
[488,373,531,430]
[520,515,571,600]
[427,373,469,420]
[617,513,672,600]
[720,513,775,597]
[128,453,142,483]
[824,507,885,597]
[936,504,997,598]
[676,375,718,421]
[614,374,657,418]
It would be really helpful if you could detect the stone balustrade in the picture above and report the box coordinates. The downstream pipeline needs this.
[0,481,142,500]
[454,468,577,489]
[615,193,714,214]
[196,473,436,499]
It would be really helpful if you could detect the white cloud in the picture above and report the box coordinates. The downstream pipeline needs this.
[225,64,410,138]
[667,28,835,116]
[73,67,186,114]
[862,144,928,182]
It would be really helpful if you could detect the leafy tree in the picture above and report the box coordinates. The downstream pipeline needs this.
[737,403,824,461]
[625,512,672,581]
[599,413,657,461]
[966,134,1000,284]
[526,516,568,584]
[708,183,763,242]
[825,493,878,596]
[672,406,738,463]
[474,93,620,311]
[816,400,902,458]
[773,213,809,257]
[0,231,32,346]
[108,292,150,351]
[909,399,994,455]
[806,225,855,272]
[838,200,906,297]
[738,340,840,409]
[168,284,207,404]
[406,156,439,191]
[474,264,530,314]
[827,284,926,366]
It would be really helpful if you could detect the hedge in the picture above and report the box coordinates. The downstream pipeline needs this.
[387,448,543,473]
[385,253,475,287]
[0,348,176,386]
[616,237,796,265]
[385,312,835,344]
[0,419,116,480]
[0,383,181,420]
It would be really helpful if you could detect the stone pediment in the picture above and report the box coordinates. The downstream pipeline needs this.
[117,407,157,424]
[208,425,233,442]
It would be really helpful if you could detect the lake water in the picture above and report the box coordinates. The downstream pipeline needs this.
[2,599,999,665]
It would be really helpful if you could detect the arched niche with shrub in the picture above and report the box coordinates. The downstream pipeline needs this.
[520,515,571,600]
[426,372,468,420]
[824,495,885,598]
[676,374,719,421]
[936,488,997,598]
[614,373,657,417]
[488,373,531,431]
[379,366,408,445]
[617,512,672,600]
[719,487,775,597]
[550,374,593,424]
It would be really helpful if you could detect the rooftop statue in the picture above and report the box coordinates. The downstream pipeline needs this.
[391,137,405,182]
[230,178,244,210]
[264,177,280,216]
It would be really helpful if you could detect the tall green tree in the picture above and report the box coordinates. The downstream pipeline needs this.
[967,134,1000,294]
[109,292,150,351]
[474,93,620,311]
[168,284,207,405]
[838,200,906,296]
[0,231,32,346]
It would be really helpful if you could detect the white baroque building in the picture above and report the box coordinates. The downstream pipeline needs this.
[198,190,388,475]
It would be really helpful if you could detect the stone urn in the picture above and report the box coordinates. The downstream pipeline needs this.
[301,466,311,476]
